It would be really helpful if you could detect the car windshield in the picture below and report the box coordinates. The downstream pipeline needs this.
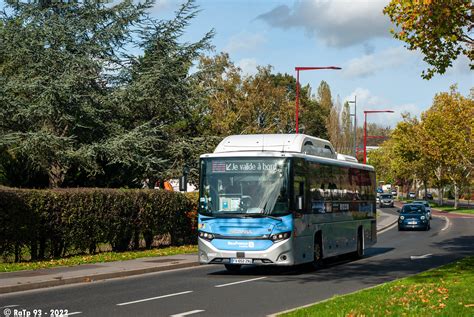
[199,158,289,216]
[380,194,392,199]
[401,205,425,213]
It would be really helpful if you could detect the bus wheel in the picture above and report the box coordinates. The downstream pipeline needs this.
[312,236,324,269]
[224,264,241,272]
[356,230,364,258]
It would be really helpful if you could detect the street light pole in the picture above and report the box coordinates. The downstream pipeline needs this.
[348,96,357,157]
[295,66,341,134]
[363,110,395,164]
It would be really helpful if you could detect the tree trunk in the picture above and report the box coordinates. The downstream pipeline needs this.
[48,162,66,188]
[454,181,459,210]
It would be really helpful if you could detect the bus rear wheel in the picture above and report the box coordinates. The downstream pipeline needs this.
[312,235,324,269]
[355,230,364,258]
[224,264,241,272]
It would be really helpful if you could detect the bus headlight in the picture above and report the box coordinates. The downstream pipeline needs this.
[270,231,291,242]
[198,231,215,241]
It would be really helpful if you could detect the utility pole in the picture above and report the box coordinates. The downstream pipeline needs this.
[348,96,357,157]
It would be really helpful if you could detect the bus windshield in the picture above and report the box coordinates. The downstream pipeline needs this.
[199,158,289,216]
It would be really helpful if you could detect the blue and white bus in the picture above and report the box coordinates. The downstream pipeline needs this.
[197,134,376,271]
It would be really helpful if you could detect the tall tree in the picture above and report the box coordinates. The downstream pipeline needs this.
[420,86,473,208]
[384,0,473,79]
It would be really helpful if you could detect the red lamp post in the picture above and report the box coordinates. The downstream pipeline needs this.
[295,66,341,134]
[363,110,394,164]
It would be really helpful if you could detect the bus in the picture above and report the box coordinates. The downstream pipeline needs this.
[197,134,376,272]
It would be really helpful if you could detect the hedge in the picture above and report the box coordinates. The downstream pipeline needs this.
[0,187,198,262]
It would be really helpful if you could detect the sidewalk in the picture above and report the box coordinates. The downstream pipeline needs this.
[0,210,398,294]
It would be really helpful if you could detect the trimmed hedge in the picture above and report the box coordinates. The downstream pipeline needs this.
[0,187,198,262]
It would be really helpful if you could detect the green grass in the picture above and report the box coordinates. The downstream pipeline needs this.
[281,256,474,317]
[1,245,197,273]
[430,203,474,215]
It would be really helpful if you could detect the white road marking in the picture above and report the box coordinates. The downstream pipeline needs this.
[410,254,432,260]
[439,215,450,231]
[214,277,267,288]
[0,305,19,308]
[116,291,193,306]
[67,312,82,316]
[170,309,205,317]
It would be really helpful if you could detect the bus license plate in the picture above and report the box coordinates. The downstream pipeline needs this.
[230,258,252,264]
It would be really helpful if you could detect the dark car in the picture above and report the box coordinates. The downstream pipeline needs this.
[379,193,394,208]
[398,203,430,231]
[423,193,433,200]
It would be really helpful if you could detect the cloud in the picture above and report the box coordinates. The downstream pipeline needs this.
[224,32,266,54]
[237,58,259,76]
[344,88,422,128]
[257,0,392,48]
[342,46,417,78]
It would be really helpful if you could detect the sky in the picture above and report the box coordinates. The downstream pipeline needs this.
[150,0,472,128]
[2,0,472,128]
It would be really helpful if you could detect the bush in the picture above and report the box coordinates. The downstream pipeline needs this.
[0,187,198,261]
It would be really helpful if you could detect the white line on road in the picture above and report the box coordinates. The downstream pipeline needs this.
[67,312,82,316]
[214,277,267,288]
[170,309,205,317]
[0,305,19,309]
[116,291,193,306]
[439,215,450,231]
[410,254,433,260]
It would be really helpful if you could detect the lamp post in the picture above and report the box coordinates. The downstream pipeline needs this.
[348,96,357,157]
[295,66,341,134]
[363,110,394,164]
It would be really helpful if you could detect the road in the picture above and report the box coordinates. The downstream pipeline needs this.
[1,208,473,317]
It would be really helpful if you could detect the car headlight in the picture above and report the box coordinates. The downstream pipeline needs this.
[400,216,405,220]
[198,231,214,241]
[420,216,426,220]
[270,231,291,242]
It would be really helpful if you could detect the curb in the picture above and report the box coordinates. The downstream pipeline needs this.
[0,262,200,294]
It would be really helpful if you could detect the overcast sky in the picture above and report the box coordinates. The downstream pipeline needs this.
[3,0,472,128]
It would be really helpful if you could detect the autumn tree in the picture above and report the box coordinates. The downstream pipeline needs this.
[420,86,473,208]
[384,0,473,79]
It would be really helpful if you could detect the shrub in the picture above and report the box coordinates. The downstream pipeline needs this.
[0,187,198,261]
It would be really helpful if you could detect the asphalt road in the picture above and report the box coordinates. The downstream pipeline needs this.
[1,208,473,317]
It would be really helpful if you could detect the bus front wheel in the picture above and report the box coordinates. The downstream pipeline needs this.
[224,264,241,272]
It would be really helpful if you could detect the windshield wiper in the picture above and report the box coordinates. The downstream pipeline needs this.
[243,213,282,222]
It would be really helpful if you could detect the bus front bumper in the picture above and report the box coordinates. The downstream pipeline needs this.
[198,238,294,266]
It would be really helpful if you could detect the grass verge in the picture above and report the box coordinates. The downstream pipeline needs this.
[1,245,197,273]
[430,203,474,215]
[281,256,474,317]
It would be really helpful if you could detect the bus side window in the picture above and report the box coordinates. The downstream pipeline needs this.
[294,177,305,211]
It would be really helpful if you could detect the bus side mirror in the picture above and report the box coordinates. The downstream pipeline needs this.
[297,195,304,211]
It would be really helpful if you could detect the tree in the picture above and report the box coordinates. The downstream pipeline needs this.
[420,86,473,208]
[0,0,154,187]
[384,0,473,79]
[0,0,214,188]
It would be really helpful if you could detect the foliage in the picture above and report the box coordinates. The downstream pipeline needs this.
[282,256,474,317]
[384,0,473,79]
[0,0,213,188]
[1,245,197,273]
[0,187,198,262]
[369,87,473,208]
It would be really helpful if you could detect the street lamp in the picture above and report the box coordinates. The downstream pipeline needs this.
[295,66,341,134]
[348,96,356,157]
[363,110,394,164]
